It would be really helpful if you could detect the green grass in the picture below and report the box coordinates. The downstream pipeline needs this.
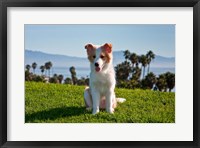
[25,81,175,123]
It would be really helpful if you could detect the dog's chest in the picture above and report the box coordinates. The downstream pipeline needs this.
[91,72,112,93]
[93,73,109,85]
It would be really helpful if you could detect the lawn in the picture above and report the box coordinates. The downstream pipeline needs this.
[25,81,175,123]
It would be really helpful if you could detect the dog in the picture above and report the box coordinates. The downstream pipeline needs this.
[84,43,126,114]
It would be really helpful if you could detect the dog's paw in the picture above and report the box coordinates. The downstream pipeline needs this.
[92,109,99,115]
[106,108,114,114]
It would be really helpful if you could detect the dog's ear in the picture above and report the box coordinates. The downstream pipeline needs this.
[85,44,95,55]
[103,43,112,53]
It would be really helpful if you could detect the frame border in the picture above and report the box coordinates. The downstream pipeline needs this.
[0,0,200,147]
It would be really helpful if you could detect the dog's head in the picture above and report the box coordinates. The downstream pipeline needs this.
[85,43,113,72]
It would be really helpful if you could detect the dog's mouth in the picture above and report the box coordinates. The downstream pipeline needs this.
[95,63,105,72]
[95,67,101,72]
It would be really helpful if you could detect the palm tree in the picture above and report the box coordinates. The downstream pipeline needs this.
[45,62,49,76]
[131,63,141,81]
[70,66,77,85]
[40,65,45,75]
[49,76,59,84]
[25,64,31,72]
[70,66,76,74]
[139,55,148,79]
[123,50,131,61]
[45,61,53,77]
[156,74,167,91]
[77,77,87,85]
[115,61,131,81]
[58,74,64,84]
[129,53,138,68]
[164,72,175,92]
[143,72,157,89]
[32,62,37,74]
[64,77,72,84]
[53,74,58,77]
[146,50,155,74]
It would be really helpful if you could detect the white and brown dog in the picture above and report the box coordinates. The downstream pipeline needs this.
[84,43,126,114]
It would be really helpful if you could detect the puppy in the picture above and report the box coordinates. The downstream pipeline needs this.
[84,43,126,114]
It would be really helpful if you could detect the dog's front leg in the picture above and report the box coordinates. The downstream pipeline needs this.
[91,89,100,115]
[106,89,114,113]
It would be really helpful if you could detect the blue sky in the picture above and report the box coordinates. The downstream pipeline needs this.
[25,24,175,58]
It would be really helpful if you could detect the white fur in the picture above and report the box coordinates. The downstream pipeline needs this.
[84,44,126,114]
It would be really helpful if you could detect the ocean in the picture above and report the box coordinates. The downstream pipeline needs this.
[32,66,175,79]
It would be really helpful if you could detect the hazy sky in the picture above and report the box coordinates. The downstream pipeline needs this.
[25,24,175,58]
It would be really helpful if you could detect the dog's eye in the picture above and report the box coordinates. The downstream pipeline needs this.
[100,55,104,59]
[93,55,96,58]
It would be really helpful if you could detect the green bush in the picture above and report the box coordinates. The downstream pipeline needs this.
[117,80,140,89]
[33,75,45,82]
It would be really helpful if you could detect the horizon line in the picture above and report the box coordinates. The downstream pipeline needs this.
[25,49,175,59]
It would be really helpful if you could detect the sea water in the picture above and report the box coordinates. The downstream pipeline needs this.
[32,66,175,79]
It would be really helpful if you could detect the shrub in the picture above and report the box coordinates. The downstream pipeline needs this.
[49,76,59,83]
[141,72,157,89]
[117,80,139,89]
[32,75,45,82]
[64,77,72,84]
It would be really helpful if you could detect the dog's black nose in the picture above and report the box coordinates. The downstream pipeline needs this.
[95,63,99,67]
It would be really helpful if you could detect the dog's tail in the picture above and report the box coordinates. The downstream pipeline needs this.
[116,98,126,103]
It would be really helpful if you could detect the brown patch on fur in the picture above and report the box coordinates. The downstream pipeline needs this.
[88,54,95,63]
[102,43,112,53]
[85,44,93,51]
[85,44,96,63]
[101,50,111,63]
[101,43,112,63]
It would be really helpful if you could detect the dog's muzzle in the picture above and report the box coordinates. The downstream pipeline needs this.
[95,62,100,72]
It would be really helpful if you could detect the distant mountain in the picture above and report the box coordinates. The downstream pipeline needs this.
[152,55,175,68]
[25,50,88,68]
[112,51,175,68]
[25,50,175,68]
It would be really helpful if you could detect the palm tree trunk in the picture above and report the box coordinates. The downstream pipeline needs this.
[143,67,145,79]
[148,64,150,74]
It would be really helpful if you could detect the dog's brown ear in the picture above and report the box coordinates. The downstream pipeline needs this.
[85,44,94,50]
[85,44,95,55]
[103,43,112,53]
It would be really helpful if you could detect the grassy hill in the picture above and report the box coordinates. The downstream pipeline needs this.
[25,82,175,123]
